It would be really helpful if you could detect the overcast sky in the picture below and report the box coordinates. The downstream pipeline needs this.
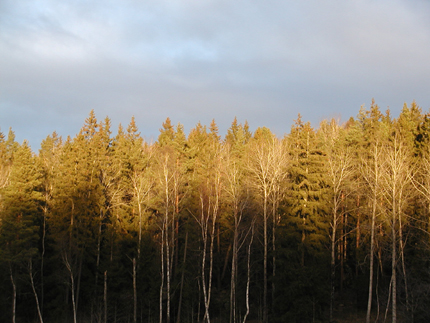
[1,0,430,149]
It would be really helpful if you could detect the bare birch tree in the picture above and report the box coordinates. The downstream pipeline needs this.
[29,259,44,323]
[361,137,385,323]
[129,145,154,323]
[194,148,222,323]
[248,128,288,323]
[320,119,354,322]
[154,143,185,323]
[157,149,175,323]
[381,132,413,323]
[223,145,249,323]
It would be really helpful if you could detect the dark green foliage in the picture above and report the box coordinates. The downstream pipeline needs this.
[0,140,42,261]
[285,116,330,265]
[0,140,43,322]
[3,104,430,322]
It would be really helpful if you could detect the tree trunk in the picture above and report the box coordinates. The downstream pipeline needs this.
[342,212,347,293]
[263,188,268,323]
[64,253,77,323]
[96,210,103,289]
[201,218,209,323]
[41,200,48,313]
[330,200,337,323]
[159,219,165,323]
[230,220,237,323]
[272,195,278,316]
[207,197,217,323]
[243,222,255,323]
[398,191,409,315]
[200,195,210,323]
[10,264,16,323]
[76,252,83,321]
[166,215,171,323]
[356,196,360,278]
[392,204,397,323]
[366,144,380,323]
[104,270,107,323]
[138,193,142,262]
[230,205,239,323]
[176,230,188,323]
[29,259,44,323]
[133,257,137,323]
[366,189,376,323]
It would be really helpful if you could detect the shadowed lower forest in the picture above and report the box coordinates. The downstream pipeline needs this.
[2,101,430,323]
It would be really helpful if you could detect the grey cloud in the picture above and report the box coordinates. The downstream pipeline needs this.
[1,0,430,149]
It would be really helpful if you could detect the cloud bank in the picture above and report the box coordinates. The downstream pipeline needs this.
[1,0,430,148]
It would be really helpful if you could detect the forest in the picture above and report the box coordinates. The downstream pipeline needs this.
[2,100,430,323]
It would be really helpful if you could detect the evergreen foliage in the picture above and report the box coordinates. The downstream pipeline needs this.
[3,102,430,322]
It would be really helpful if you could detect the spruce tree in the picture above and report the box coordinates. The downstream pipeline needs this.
[279,115,329,322]
[0,141,43,323]
[38,131,62,318]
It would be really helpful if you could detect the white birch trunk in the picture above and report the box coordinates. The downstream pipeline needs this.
[29,259,44,323]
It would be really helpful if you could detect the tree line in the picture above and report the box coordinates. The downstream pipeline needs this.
[1,101,430,323]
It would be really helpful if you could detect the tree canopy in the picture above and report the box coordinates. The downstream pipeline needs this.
[1,103,430,323]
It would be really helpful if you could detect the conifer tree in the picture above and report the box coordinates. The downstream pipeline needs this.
[287,115,329,263]
[0,129,10,190]
[409,110,430,321]
[122,118,154,323]
[0,141,43,323]
[281,115,329,321]
[0,129,18,193]
[5,106,430,322]
[357,102,390,323]
[38,131,62,317]
[107,121,146,323]
[155,121,188,323]
[225,117,251,157]
[191,125,222,323]
[49,111,106,322]
[223,143,248,323]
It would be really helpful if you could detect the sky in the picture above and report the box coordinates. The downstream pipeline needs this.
[1,0,430,150]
